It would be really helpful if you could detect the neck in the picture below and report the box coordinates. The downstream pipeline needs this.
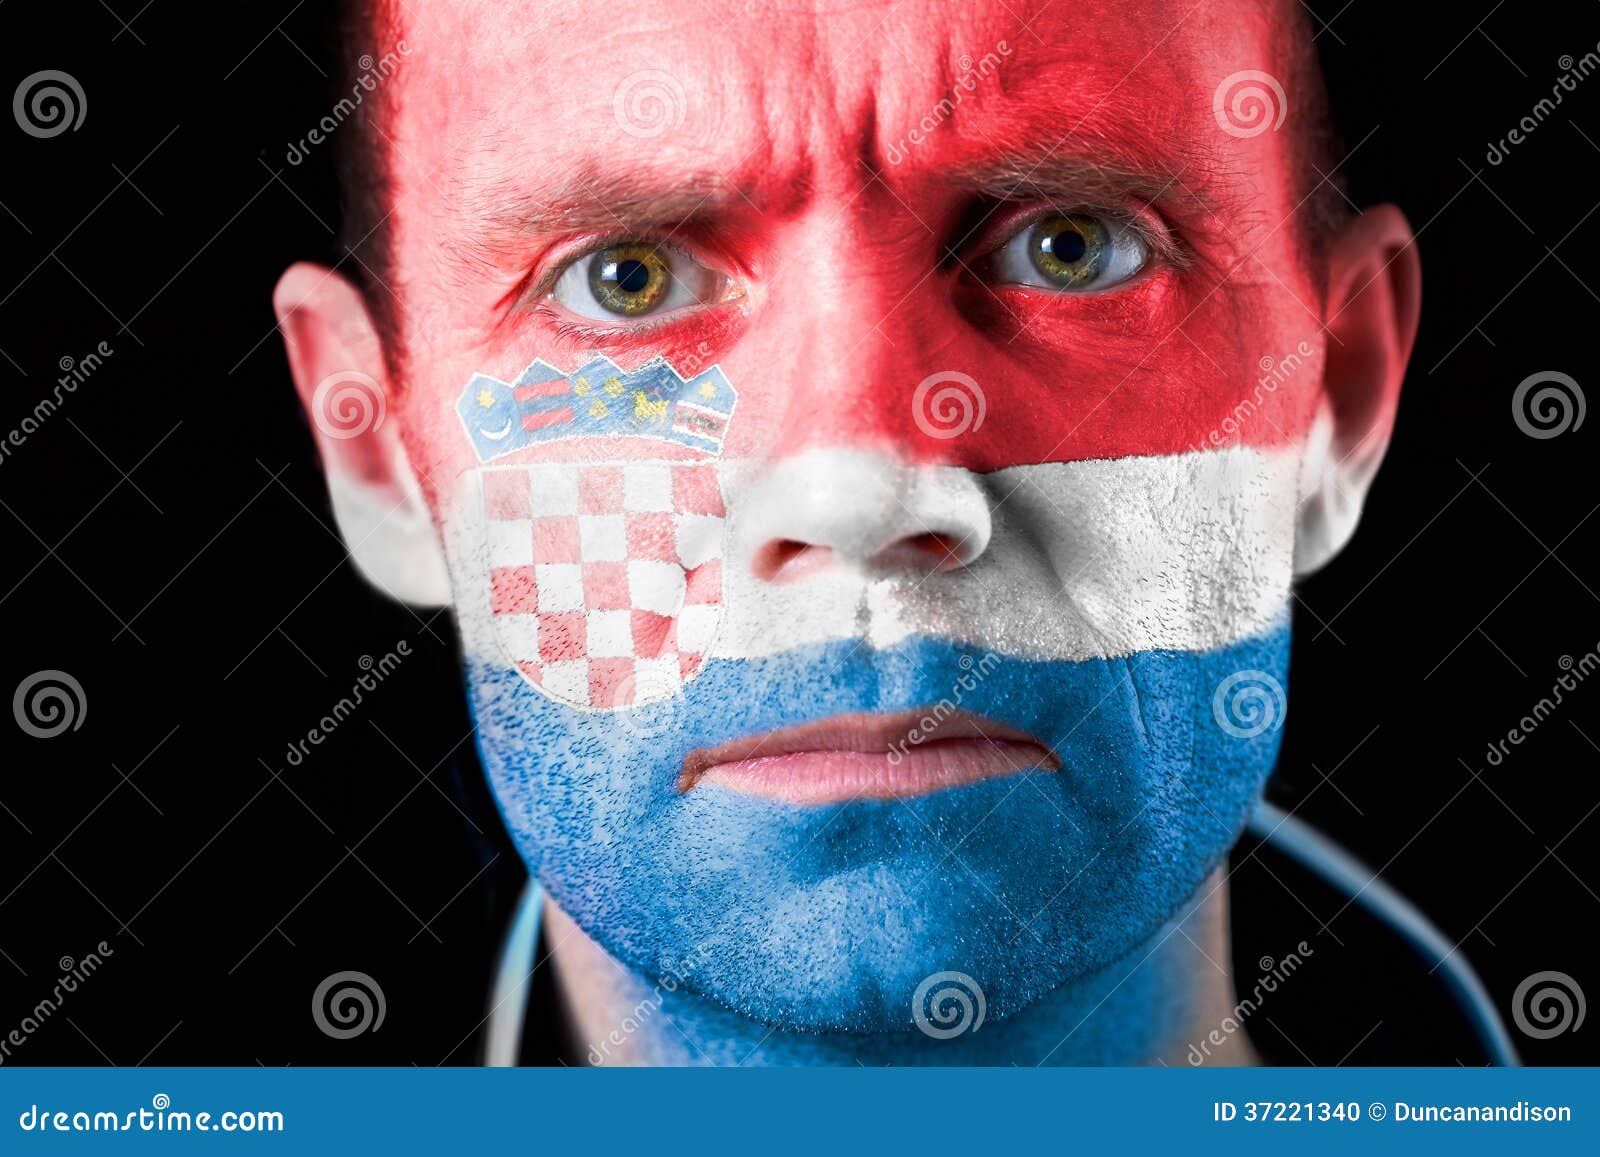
[545,870,1253,1066]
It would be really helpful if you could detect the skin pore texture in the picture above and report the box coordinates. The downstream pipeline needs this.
[275,0,1421,1063]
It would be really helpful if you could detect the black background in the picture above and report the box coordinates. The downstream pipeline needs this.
[1,1,1595,1066]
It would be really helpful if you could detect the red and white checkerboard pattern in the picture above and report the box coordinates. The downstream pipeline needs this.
[482,461,725,708]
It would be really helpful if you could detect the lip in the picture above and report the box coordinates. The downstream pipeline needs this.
[680,710,1061,804]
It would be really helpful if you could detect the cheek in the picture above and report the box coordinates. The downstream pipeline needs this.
[990,283,1327,462]
[395,358,529,511]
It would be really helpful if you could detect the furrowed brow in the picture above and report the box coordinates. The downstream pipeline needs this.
[952,152,1211,214]
[451,166,749,240]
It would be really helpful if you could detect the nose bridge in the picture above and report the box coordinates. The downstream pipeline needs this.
[756,201,935,459]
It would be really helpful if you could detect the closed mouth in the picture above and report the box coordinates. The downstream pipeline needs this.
[679,709,1060,804]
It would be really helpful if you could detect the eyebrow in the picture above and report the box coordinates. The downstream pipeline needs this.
[950,150,1212,214]
[450,163,779,240]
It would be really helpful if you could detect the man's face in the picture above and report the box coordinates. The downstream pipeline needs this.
[365,0,1337,1030]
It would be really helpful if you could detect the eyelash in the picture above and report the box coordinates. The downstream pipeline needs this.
[513,234,731,326]
[534,305,683,343]
[519,237,655,305]
[971,201,1184,272]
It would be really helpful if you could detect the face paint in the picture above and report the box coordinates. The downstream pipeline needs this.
[441,345,1299,1032]
[385,0,1335,1043]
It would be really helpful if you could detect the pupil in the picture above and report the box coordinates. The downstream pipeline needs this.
[1045,227,1087,264]
[615,258,652,293]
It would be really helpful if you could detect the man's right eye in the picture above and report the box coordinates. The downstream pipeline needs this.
[548,241,728,322]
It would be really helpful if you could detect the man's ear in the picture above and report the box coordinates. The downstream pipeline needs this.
[273,262,451,606]
[1295,204,1422,576]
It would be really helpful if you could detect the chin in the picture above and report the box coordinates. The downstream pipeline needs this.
[466,623,1290,1033]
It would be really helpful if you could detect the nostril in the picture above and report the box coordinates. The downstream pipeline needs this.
[750,539,835,583]
[871,531,971,574]
[907,532,966,569]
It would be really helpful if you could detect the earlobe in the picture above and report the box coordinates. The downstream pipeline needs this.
[273,262,451,607]
[1294,204,1422,576]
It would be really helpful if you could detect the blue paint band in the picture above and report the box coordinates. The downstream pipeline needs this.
[467,624,1290,1034]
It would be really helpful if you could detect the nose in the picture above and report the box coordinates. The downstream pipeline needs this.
[739,449,992,582]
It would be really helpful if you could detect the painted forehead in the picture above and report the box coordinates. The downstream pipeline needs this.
[392,0,1305,218]
[384,0,1321,483]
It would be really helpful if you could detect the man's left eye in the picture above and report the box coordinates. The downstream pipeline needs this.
[984,211,1149,293]
[549,242,727,321]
